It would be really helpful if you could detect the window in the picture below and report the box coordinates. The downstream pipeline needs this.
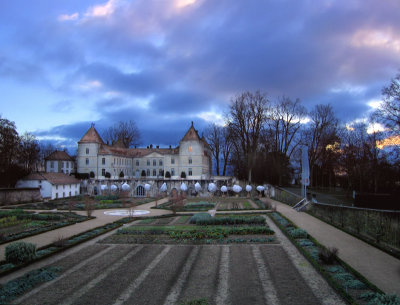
[102,158,105,165]
[147,160,150,166]
[146,169,150,176]
[189,157,192,164]
[153,169,156,176]
[86,158,89,165]
[189,168,193,176]
[153,160,156,166]
[171,158,175,164]
[159,169,163,176]
[159,160,163,166]
[69,191,71,196]
[102,168,106,176]
[56,185,58,190]
[136,160,139,166]
[86,148,89,154]
[51,161,54,168]
[56,193,58,199]
[188,146,193,152]
[171,168,175,176]
[62,192,65,198]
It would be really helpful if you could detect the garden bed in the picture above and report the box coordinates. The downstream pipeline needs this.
[5,196,153,211]
[0,216,137,276]
[102,224,275,245]
[268,212,400,305]
[0,210,91,245]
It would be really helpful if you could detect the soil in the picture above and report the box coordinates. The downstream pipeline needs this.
[14,242,344,305]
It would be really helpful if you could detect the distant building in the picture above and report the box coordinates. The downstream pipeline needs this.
[76,122,212,179]
[45,150,75,174]
[16,172,80,199]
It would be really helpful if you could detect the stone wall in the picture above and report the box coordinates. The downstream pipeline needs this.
[0,188,42,206]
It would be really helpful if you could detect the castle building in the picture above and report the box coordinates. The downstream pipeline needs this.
[45,150,75,174]
[76,122,212,180]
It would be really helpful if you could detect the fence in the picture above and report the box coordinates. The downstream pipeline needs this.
[270,186,302,206]
[271,186,400,251]
[310,202,400,250]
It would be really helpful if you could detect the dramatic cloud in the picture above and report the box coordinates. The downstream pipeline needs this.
[1,0,400,149]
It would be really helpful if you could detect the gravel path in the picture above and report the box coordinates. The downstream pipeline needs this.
[265,197,400,296]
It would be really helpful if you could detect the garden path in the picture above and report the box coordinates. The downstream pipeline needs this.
[0,198,171,261]
[264,197,400,296]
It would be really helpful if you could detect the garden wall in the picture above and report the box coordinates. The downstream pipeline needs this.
[309,202,400,251]
[0,188,42,206]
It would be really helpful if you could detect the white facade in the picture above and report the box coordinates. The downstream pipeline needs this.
[16,173,80,200]
[77,123,212,180]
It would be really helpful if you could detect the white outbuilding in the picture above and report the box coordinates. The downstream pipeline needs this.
[16,172,80,200]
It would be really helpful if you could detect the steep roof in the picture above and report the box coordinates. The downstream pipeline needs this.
[181,122,201,142]
[79,124,104,144]
[98,144,179,157]
[45,150,74,161]
[21,172,80,185]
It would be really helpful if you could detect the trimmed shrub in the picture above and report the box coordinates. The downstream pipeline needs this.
[287,228,308,238]
[189,213,211,224]
[318,247,338,265]
[5,242,37,264]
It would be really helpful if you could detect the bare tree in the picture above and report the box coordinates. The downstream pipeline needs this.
[268,96,306,158]
[20,132,40,172]
[204,124,232,176]
[103,120,140,148]
[304,104,338,186]
[0,116,20,170]
[375,72,400,135]
[227,91,269,182]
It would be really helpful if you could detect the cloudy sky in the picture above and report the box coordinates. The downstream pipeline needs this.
[1,0,400,150]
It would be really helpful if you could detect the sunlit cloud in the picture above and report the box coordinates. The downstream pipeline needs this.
[58,13,79,22]
[367,122,385,134]
[330,83,366,95]
[85,0,119,18]
[78,80,102,91]
[175,0,198,9]
[352,28,400,54]
[367,99,383,109]
[197,111,225,126]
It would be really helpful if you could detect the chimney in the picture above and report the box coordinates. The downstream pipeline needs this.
[150,144,153,149]
[169,145,172,149]
[156,145,159,149]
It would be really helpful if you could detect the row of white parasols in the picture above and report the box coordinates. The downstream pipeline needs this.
[101,182,265,194]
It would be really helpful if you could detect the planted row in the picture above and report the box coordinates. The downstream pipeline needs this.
[269,212,400,305]
[189,214,266,225]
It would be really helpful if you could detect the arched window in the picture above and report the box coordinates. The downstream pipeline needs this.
[153,169,156,176]
[136,186,145,197]
[146,169,150,176]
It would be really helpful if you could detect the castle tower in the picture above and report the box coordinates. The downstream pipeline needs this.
[77,124,104,178]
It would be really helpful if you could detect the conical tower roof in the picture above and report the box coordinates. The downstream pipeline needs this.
[79,124,104,144]
[181,121,201,142]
